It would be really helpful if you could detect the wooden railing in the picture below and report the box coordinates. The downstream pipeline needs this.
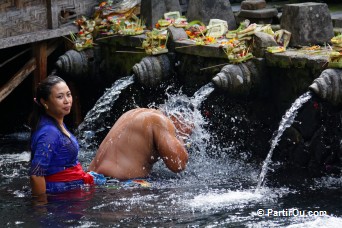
[0,39,61,103]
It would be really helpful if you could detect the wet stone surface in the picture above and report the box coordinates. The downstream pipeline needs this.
[265,48,330,71]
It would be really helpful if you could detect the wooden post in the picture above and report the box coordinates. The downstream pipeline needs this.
[33,41,48,86]
[47,0,59,29]
[14,0,22,8]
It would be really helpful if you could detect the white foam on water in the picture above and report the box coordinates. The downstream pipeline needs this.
[13,190,26,198]
[188,190,263,208]
[187,187,291,211]
[286,216,342,228]
[0,151,30,165]
[0,152,30,179]
[313,176,342,189]
[246,212,342,228]
[92,194,158,210]
[77,221,100,228]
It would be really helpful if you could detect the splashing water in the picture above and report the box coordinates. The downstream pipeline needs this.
[145,83,273,210]
[256,91,312,190]
[191,82,215,108]
[76,75,135,145]
[150,82,215,155]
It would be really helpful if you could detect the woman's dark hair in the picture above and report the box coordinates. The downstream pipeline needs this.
[28,75,66,132]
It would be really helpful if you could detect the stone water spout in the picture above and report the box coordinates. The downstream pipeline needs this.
[55,48,96,79]
[211,59,265,96]
[309,68,342,106]
[132,54,172,87]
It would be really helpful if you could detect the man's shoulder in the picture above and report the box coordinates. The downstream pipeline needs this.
[119,108,171,129]
[128,108,165,119]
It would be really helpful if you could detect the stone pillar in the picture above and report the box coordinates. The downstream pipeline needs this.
[252,31,278,58]
[241,0,266,10]
[237,0,278,24]
[280,2,334,47]
[186,0,237,29]
[140,0,182,29]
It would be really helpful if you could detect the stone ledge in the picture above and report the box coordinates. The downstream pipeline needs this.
[100,34,147,48]
[173,40,227,59]
[334,27,342,35]
[332,16,342,28]
[102,32,229,59]
[265,48,330,71]
[0,25,78,49]
[238,8,278,19]
[88,29,334,70]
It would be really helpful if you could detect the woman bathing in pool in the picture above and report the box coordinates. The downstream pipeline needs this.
[29,75,104,198]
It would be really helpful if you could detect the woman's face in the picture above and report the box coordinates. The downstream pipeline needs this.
[41,82,72,120]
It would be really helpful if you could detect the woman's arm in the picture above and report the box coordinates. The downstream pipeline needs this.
[30,125,58,195]
[30,175,46,196]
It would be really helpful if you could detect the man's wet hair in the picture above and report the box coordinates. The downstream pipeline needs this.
[157,96,196,119]
[170,98,195,113]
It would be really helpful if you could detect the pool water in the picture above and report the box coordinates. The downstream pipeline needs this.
[1,132,342,227]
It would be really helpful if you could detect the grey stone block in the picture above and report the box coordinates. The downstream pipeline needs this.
[252,31,278,58]
[186,0,237,29]
[241,0,266,10]
[333,17,342,28]
[140,0,182,29]
[280,2,334,47]
[167,26,188,41]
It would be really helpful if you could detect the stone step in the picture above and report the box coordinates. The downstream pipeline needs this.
[265,48,330,71]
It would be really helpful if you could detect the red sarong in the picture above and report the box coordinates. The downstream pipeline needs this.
[45,163,94,185]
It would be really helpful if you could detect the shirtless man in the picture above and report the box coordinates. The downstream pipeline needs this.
[88,106,193,179]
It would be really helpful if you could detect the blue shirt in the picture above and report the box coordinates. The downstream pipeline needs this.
[29,115,79,176]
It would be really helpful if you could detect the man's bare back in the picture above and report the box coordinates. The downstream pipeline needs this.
[88,108,189,179]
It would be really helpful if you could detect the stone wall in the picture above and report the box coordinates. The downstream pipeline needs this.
[0,0,96,39]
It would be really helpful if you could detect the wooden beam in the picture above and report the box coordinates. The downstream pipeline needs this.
[33,42,48,84]
[0,48,31,68]
[0,58,36,103]
[0,40,61,103]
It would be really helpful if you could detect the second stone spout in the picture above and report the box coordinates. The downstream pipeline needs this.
[211,59,265,96]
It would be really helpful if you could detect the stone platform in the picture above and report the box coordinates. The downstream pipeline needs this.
[100,31,332,74]
[265,48,330,70]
